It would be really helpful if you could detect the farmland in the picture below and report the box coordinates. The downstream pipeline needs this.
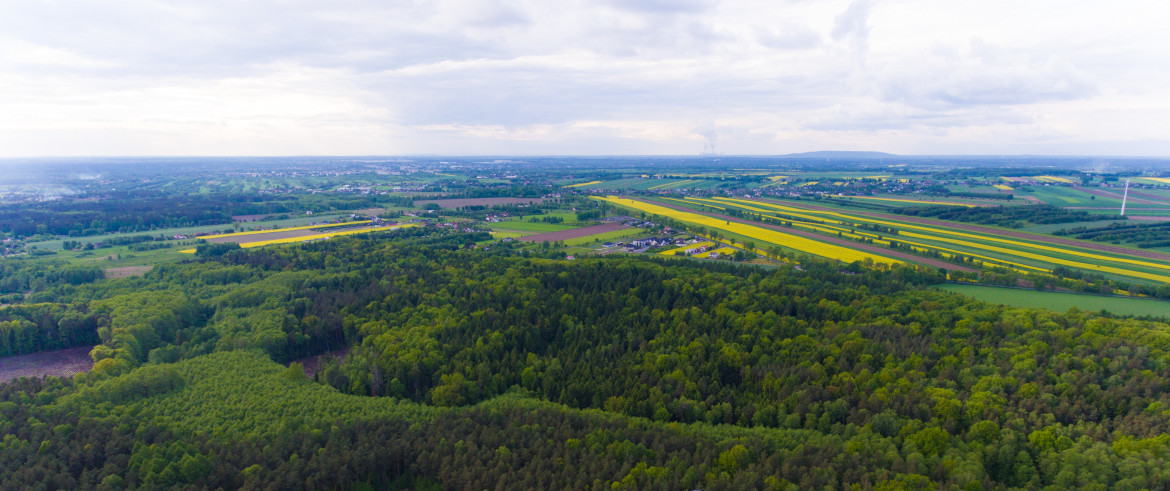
[686,196,1170,284]
[595,196,904,266]
[412,197,546,208]
[192,224,416,252]
[516,223,628,243]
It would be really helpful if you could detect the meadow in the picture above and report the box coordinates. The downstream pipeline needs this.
[938,283,1169,318]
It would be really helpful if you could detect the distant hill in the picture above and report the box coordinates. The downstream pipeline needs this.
[781,151,898,159]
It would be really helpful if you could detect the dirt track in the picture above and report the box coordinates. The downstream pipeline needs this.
[104,265,154,278]
[517,223,628,243]
[757,198,1170,262]
[639,199,977,272]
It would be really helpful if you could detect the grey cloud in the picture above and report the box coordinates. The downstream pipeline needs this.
[831,0,870,53]
[756,23,822,50]
[603,0,719,15]
[803,105,1034,132]
[877,39,1097,109]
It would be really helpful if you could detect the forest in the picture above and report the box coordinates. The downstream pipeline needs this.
[3,226,1170,488]
[0,192,415,239]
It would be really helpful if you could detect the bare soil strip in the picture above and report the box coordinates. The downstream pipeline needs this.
[517,223,629,243]
[104,265,154,278]
[760,198,1170,262]
[414,197,547,208]
[1130,216,1170,222]
[0,346,94,382]
[638,199,977,272]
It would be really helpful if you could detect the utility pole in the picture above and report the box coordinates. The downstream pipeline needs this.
[1120,179,1130,216]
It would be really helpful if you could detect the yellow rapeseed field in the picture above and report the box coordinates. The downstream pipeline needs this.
[993,184,1013,190]
[659,241,714,255]
[594,196,901,266]
[201,220,373,239]
[715,197,1170,274]
[180,224,417,253]
[563,180,604,188]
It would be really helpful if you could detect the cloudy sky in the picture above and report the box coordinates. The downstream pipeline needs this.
[1,0,1168,156]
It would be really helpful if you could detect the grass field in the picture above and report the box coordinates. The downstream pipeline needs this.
[561,228,644,246]
[938,284,1170,318]
[489,220,575,233]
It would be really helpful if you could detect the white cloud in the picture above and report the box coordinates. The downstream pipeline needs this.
[0,0,1167,156]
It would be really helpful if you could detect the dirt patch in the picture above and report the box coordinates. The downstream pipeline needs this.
[353,208,387,217]
[517,223,629,243]
[414,197,547,208]
[1023,196,1045,204]
[205,229,320,244]
[761,198,1170,262]
[0,346,95,382]
[104,265,154,278]
[289,349,349,378]
[1129,216,1170,221]
[638,199,977,272]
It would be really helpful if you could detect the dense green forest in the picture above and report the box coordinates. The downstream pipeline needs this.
[0,192,413,239]
[3,228,1170,488]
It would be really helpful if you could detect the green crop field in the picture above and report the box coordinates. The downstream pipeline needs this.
[561,228,644,246]
[489,220,576,233]
[938,284,1170,318]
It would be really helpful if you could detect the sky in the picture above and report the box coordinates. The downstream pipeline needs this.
[1,0,1169,157]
